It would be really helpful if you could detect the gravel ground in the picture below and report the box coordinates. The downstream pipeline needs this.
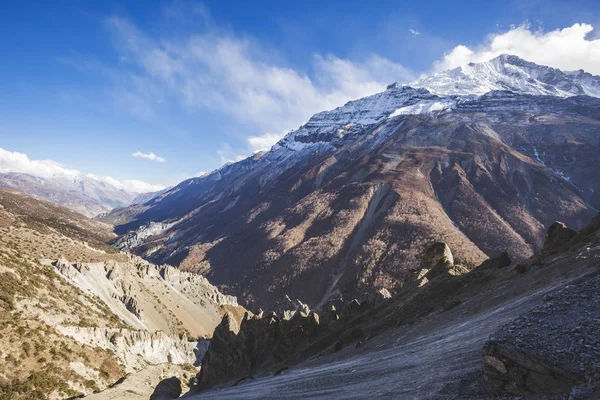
[185,284,566,400]
[488,271,600,397]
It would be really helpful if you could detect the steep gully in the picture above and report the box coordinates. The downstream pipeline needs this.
[315,183,399,309]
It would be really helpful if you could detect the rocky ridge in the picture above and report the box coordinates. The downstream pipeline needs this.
[48,255,238,337]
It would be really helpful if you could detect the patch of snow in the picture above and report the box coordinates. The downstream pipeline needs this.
[388,100,455,118]
[533,146,546,165]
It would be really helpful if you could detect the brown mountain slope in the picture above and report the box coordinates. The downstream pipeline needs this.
[106,93,599,310]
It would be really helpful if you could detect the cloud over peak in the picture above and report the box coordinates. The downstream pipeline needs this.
[433,23,600,75]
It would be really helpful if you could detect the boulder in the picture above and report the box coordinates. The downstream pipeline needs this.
[422,242,454,279]
[542,222,577,253]
[422,242,454,269]
[478,252,512,270]
[150,377,182,400]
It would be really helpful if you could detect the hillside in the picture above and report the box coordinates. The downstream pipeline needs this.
[104,55,600,310]
[189,212,600,398]
[0,187,244,399]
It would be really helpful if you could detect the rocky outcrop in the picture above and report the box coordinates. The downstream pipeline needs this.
[196,310,323,389]
[57,326,206,372]
[482,272,600,396]
[422,242,454,270]
[478,251,512,270]
[542,221,578,253]
[410,242,469,287]
[114,221,175,250]
[483,342,583,395]
[50,255,240,337]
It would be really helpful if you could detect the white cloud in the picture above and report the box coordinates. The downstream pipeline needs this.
[216,144,246,165]
[105,16,415,154]
[248,132,283,152]
[132,151,166,163]
[409,29,421,36]
[0,148,80,179]
[0,147,164,193]
[433,23,600,75]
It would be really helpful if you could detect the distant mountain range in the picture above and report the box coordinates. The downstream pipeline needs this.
[0,170,166,217]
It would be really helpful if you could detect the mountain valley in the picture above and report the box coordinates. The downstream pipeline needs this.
[2,54,600,400]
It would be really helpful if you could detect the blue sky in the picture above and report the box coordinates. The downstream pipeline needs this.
[1,0,599,189]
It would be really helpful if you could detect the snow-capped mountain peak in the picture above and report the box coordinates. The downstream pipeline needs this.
[413,54,600,98]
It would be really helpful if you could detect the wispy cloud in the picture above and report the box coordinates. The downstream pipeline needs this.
[409,29,421,36]
[132,151,166,163]
[216,144,246,164]
[103,14,415,155]
[248,132,284,152]
[432,23,600,74]
[0,147,165,193]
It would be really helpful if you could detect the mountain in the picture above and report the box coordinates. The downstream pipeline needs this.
[104,55,600,311]
[0,171,138,218]
[0,187,244,398]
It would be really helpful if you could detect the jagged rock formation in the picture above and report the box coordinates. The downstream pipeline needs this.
[422,242,454,270]
[57,326,205,372]
[195,310,323,389]
[0,187,243,398]
[189,213,600,399]
[412,242,470,286]
[105,55,599,310]
[49,255,239,337]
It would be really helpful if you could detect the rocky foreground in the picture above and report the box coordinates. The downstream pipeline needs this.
[180,213,600,399]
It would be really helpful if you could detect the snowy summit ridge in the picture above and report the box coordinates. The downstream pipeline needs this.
[413,54,600,98]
